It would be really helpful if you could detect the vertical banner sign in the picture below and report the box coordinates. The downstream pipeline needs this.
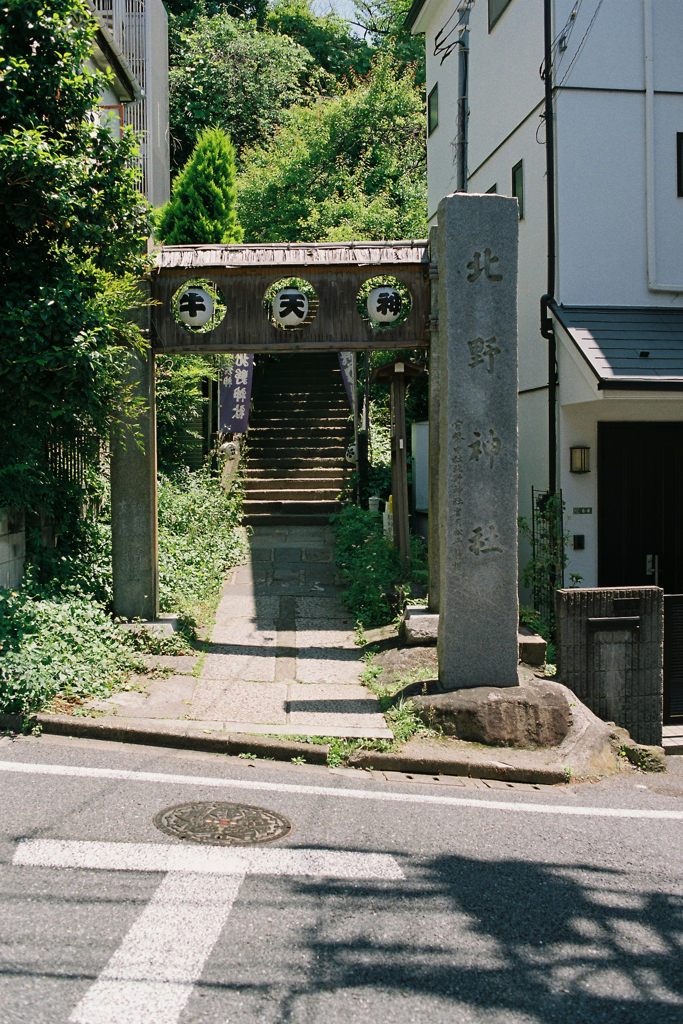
[338,351,354,409]
[219,354,254,433]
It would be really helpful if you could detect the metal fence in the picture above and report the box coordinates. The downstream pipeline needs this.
[530,488,565,633]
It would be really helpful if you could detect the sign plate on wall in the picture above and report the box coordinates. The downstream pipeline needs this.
[573,507,593,515]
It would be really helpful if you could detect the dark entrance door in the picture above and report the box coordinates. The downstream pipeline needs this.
[599,422,683,719]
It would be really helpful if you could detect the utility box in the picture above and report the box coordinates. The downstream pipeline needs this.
[556,587,663,746]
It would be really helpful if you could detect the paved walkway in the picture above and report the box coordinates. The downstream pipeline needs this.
[87,526,392,740]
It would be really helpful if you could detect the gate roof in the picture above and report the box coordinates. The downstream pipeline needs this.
[151,241,431,354]
[154,240,429,271]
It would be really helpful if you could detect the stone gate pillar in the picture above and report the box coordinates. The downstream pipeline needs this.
[111,347,159,620]
[427,225,441,613]
[436,193,519,690]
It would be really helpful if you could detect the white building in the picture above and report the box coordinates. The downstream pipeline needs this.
[90,0,170,207]
[407,0,683,605]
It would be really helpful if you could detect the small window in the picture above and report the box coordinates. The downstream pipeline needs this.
[489,0,513,31]
[678,132,683,197]
[512,160,524,219]
[486,183,498,194]
[428,84,439,136]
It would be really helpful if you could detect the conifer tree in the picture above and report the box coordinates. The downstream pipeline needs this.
[158,127,243,244]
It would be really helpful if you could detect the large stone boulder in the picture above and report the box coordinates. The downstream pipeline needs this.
[399,676,572,749]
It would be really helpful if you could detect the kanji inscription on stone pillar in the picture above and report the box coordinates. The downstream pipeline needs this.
[435,192,519,690]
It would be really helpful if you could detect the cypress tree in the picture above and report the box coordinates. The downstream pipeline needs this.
[158,127,243,244]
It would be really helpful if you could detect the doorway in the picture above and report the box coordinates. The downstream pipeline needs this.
[598,421,683,720]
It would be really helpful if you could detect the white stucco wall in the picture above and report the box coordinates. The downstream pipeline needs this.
[415,0,683,594]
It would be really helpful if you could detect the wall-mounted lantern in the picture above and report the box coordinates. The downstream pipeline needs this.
[570,446,590,473]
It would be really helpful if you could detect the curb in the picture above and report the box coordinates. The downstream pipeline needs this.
[0,711,579,785]
[0,713,329,765]
[347,750,568,786]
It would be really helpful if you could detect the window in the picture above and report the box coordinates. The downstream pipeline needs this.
[678,133,683,197]
[428,84,438,136]
[486,183,498,194]
[489,0,513,31]
[512,160,524,219]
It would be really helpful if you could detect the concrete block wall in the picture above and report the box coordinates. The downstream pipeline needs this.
[556,587,663,746]
[0,509,25,589]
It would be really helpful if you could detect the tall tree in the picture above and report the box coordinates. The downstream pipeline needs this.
[265,0,373,81]
[157,127,243,244]
[352,0,425,84]
[0,0,150,517]
[168,13,324,169]
[237,50,427,243]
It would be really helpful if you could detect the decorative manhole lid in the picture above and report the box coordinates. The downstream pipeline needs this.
[153,801,292,846]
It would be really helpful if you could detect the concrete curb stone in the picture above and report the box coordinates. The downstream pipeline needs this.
[0,712,330,765]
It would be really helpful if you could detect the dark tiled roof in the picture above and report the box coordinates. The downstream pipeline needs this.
[553,304,683,390]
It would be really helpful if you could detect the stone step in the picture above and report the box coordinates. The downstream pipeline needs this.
[246,464,349,476]
[248,423,348,434]
[244,513,333,526]
[245,476,348,490]
[245,488,342,502]
[248,460,350,471]
[249,415,349,426]
[248,445,347,457]
[243,499,341,515]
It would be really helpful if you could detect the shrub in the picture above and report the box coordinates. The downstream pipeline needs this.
[0,592,142,714]
[331,504,427,628]
[158,467,245,612]
[157,127,243,245]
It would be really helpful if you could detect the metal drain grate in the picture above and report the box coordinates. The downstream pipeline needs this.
[153,801,292,846]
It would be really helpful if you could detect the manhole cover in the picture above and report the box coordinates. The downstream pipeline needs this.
[153,801,292,846]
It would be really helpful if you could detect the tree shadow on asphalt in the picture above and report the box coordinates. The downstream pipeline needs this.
[275,853,683,1023]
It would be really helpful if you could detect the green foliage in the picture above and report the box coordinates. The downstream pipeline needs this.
[331,504,427,628]
[266,0,373,81]
[353,0,425,85]
[158,468,245,613]
[165,0,268,26]
[168,12,323,169]
[155,354,211,472]
[157,127,243,244]
[0,591,142,714]
[518,493,568,643]
[0,0,151,515]
[237,49,426,242]
[0,467,245,714]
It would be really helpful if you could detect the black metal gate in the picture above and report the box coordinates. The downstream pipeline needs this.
[530,488,565,634]
[664,595,683,721]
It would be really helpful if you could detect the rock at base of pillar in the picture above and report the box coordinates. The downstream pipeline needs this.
[397,673,572,749]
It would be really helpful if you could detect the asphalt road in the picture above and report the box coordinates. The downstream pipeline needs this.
[2,733,683,1024]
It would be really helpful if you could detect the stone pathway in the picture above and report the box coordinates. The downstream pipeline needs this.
[86,525,392,740]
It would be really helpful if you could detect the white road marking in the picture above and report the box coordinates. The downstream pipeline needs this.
[11,839,402,1024]
[1,758,682,821]
[13,839,405,880]
[70,872,242,1024]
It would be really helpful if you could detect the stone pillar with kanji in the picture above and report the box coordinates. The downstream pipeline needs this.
[435,192,519,690]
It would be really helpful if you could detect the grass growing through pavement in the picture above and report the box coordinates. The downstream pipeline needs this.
[272,652,436,768]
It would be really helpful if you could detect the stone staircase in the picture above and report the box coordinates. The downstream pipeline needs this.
[244,353,352,526]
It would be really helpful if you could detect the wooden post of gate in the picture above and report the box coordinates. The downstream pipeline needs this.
[371,360,423,568]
